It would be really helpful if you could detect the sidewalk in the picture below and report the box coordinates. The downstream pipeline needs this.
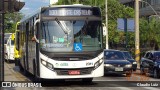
[4,62,25,81]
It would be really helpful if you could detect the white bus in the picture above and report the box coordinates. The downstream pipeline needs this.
[4,33,15,61]
[16,5,104,82]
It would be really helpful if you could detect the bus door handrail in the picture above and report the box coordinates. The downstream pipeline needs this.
[33,19,40,43]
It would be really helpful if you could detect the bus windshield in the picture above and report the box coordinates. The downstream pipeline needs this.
[40,20,103,52]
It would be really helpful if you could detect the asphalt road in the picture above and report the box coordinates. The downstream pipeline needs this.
[2,61,160,90]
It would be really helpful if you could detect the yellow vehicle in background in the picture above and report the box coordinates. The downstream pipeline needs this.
[14,22,20,66]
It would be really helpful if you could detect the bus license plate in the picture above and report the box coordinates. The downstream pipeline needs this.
[115,68,123,71]
[68,70,80,75]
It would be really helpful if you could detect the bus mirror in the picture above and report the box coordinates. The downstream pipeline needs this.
[34,19,40,43]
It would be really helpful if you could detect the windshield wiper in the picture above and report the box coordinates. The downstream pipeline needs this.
[55,18,69,34]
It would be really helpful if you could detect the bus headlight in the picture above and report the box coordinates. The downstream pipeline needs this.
[94,59,103,70]
[125,64,132,68]
[41,59,47,66]
[41,59,54,71]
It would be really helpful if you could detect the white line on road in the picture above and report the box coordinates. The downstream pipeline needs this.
[142,87,160,90]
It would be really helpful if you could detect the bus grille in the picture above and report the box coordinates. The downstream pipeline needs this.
[54,67,94,75]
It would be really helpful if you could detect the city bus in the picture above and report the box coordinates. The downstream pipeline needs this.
[16,5,104,82]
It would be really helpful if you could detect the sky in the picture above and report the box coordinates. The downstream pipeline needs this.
[20,0,50,16]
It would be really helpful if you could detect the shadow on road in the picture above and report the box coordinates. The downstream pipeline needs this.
[39,80,98,87]
[104,73,126,77]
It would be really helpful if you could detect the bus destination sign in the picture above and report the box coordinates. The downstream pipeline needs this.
[48,9,93,16]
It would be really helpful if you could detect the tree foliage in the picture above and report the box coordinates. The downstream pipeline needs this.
[4,12,23,33]
[140,17,160,50]
[107,0,134,48]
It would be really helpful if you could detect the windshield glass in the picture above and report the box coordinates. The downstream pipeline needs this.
[40,20,103,52]
[104,51,125,60]
[123,52,133,59]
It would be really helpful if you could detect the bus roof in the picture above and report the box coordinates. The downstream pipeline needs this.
[20,5,99,23]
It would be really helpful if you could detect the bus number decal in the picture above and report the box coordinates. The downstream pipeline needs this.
[49,9,92,16]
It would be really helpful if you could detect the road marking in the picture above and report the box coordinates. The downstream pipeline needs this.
[142,87,160,90]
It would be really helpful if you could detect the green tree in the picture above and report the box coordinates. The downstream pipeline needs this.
[140,17,160,50]
[57,0,89,5]
[5,12,23,33]
[107,0,134,49]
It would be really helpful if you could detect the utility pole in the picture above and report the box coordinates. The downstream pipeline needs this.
[0,0,25,82]
[0,0,4,81]
[105,0,109,49]
[135,0,140,63]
